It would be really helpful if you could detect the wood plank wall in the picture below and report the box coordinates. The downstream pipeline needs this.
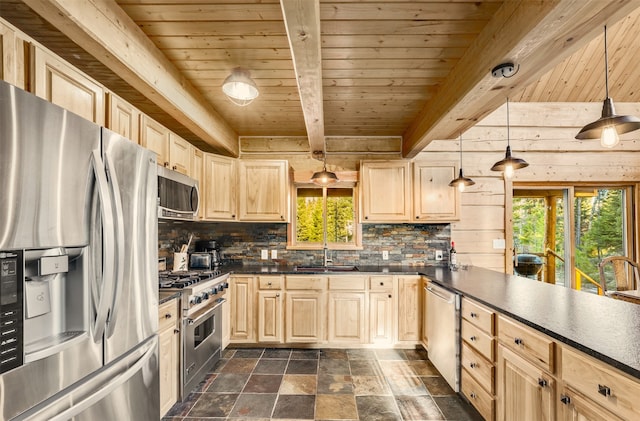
[419,102,640,272]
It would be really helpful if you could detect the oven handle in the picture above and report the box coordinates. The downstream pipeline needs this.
[186,298,225,326]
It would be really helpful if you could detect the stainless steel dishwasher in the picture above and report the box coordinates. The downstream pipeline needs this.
[426,281,460,391]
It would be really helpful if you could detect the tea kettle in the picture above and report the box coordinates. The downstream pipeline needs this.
[195,240,222,266]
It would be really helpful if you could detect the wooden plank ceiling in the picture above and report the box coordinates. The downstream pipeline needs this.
[4,1,640,157]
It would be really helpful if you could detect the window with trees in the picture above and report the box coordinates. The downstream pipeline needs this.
[292,186,360,249]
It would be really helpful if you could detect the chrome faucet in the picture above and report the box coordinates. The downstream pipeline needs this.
[323,247,333,267]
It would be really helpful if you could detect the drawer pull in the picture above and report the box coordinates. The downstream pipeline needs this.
[173,328,180,334]
[470,312,478,318]
[380,282,384,286]
[469,392,477,399]
[469,362,478,369]
[598,384,611,397]
[164,313,172,319]
[469,336,477,342]
[560,395,571,405]
[267,281,272,286]
[276,293,280,298]
[514,337,524,346]
[538,378,548,388]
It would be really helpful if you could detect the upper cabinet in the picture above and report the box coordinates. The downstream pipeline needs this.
[360,161,412,222]
[413,161,459,221]
[0,21,27,90]
[360,160,459,223]
[106,92,140,143]
[191,148,204,220]
[31,46,105,125]
[238,160,289,222]
[168,133,191,175]
[140,114,170,167]
[203,154,237,221]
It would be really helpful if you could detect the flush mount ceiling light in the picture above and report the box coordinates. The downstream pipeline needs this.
[449,134,475,192]
[222,67,259,106]
[311,150,339,186]
[491,97,529,179]
[576,25,640,148]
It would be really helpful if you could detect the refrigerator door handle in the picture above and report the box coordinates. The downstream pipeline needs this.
[46,337,157,421]
[104,153,126,338]
[90,150,117,342]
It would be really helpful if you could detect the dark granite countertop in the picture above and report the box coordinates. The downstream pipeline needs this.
[222,263,426,275]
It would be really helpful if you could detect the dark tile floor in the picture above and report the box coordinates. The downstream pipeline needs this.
[163,347,483,421]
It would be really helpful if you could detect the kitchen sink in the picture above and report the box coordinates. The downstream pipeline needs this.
[294,265,359,272]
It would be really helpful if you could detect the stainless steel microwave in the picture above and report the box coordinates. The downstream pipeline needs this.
[157,166,199,220]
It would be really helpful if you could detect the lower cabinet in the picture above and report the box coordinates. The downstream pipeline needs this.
[369,291,394,345]
[257,290,283,343]
[230,276,255,342]
[559,386,624,421]
[285,291,325,343]
[328,292,366,343]
[397,276,421,342]
[158,298,180,417]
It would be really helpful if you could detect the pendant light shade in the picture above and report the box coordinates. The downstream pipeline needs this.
[491,98,528,178]
[449,134,475,192]
[311,151,338,186]
[222,67,259,106]
[576,26,640,147]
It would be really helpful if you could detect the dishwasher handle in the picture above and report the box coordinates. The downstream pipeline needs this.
[426,284,455,303]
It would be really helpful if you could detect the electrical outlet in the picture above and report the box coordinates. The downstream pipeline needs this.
[435,250,443,261]
[261,249,268,260]
[271,249,278,260]
[382,250,389,260]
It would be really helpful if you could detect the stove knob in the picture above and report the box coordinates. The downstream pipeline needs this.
[223,282,229,289]
[211,286,218,295]
[195,296,202,304]
[201,292,209,300]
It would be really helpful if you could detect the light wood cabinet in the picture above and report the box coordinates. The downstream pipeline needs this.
[285,291,325,343]
[203,154,237,221]
[140,114,170,167]
[238,160,289,222]
[328,292,366,343]
[496,345,555,421]
[257,290,283,343]
[0,21,27,89]
[369,291,394,345]
[397,275,421,342]
[229,276,254,342]
[191,148,204,219]
[413,162,459,221]
[558,386,624,421]
[158,298,180,417]
[31,45,105,125]
[360,160,412,222]
[168,133,191,175]
[106,92,139,143]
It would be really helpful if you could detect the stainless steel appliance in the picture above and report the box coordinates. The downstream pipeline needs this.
[189,253,214,270]
[157,166,199,221]
[0,81,159,421]
[194,240,222,267]
[159,271,228,397]
[426,280,460,391]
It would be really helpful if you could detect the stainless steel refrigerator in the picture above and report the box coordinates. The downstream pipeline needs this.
[0,80,159,420]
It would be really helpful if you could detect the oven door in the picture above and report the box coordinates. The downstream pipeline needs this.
[183,298,224,395]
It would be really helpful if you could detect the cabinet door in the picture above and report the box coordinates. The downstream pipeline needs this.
[559,386,624,421]
[397,276,421,341]
[230,276,254,342]
[497,345,555,421]
[285,291,324,343]
[140,114,170,167]
[191,148,204,219]
[328,292,365,343]
[413,162,459,221]
[32,46,105,125]
[159,326,179,416]
[257,291,283,343]
[360,161,411,222]
[0,21,27,89]
[369,291,394,345]
[169,133,191,175]
[106,92,139,143]
[203,154,237,220]
[238,160,288,222]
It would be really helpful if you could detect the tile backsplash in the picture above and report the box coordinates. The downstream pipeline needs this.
[158,221,450,267]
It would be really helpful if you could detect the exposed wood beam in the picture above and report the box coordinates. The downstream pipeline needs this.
[280,0,325,154]
[21,0,238,156]
[402,0,640,158]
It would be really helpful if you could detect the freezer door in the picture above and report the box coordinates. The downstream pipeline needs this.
[101,128,159,363]
[0,81,100,250]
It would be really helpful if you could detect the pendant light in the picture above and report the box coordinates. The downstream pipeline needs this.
[575,25,640,147]
[491,97,529,178]
[449,134,475,192]
[311,150,338,186]
[222,67,259,106]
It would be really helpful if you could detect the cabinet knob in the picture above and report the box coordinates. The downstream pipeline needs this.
[268,282,272,286]
[514,337,524,346]
[469,362,477,369]
[469,336,477,342]
[469,392,477,399]
[172,165,177,171]
[597,384,611,397]
[173,328,180,334]
[416,216,420,219]
[163,162,169,167]
[380,282,384,286]
[470,312,478,318]
[538,378,548,388]
[164,313,172,319]
[232,214,236,218]
[276,293,280,298]
[560,395,571,405]
[388,294,392,298]
[364,216,368,220]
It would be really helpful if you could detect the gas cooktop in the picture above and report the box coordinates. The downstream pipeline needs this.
[158,269,224,289]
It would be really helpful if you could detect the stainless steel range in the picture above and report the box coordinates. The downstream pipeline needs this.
[159,270,228,398]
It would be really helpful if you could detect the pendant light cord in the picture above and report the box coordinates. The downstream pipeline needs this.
[459,134,463,163]
[604,25,609,98]
[506,97,510,147]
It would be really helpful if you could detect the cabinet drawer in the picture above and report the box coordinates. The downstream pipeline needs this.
[498,315,554,373]
[158,299,179,332]
[461,298,495,335]
[461,342,494,395]
[562,346,640,420]
[461,368,495,421]
[329,276,367,290]
[258,276,282,290]
[369,276,394,290]
[286,275,327,290]
[461,319,495,362]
